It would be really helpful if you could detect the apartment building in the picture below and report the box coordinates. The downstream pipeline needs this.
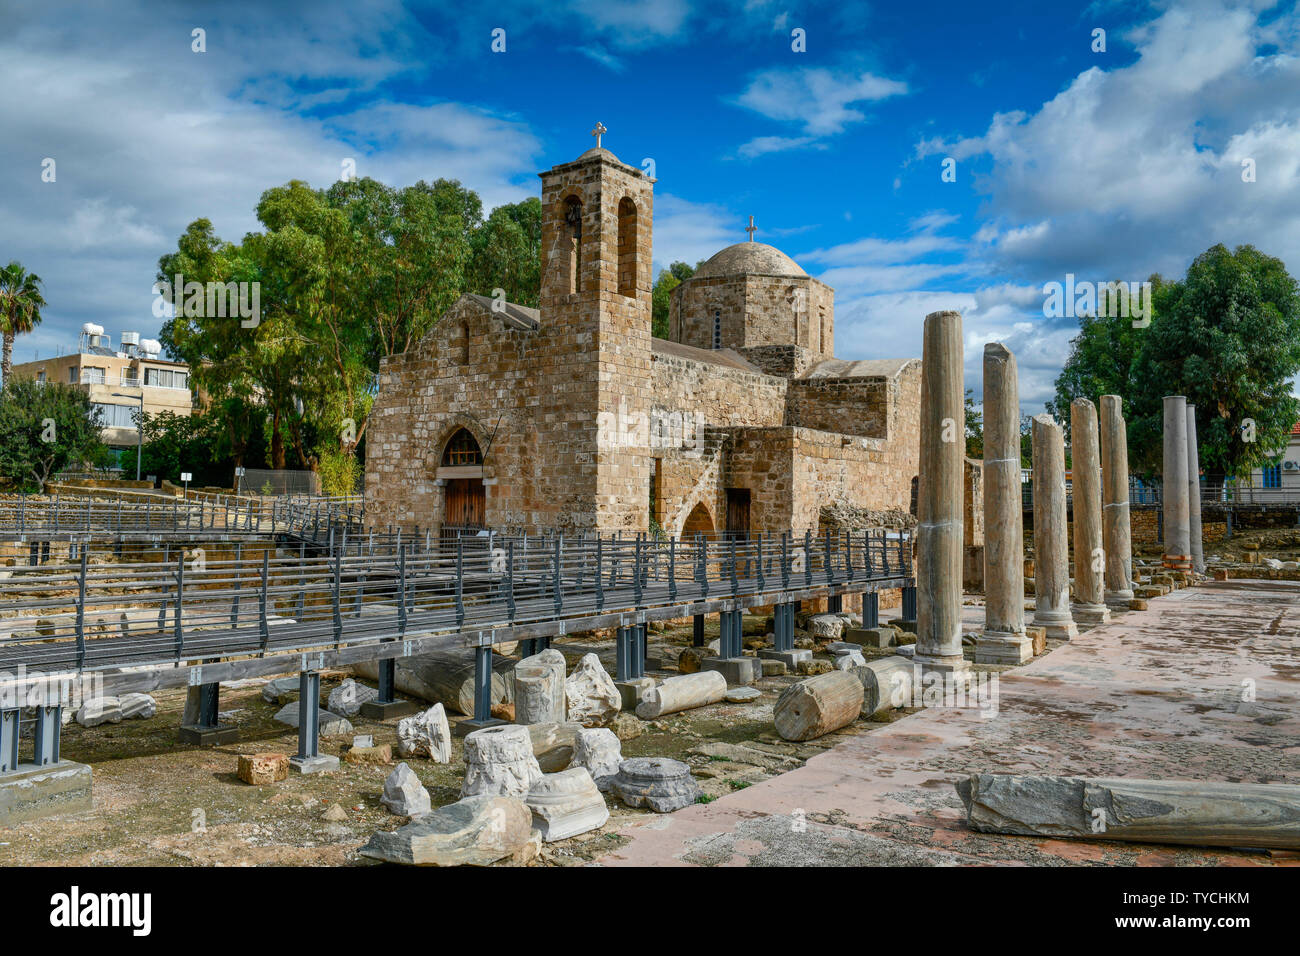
[10,325,194,469]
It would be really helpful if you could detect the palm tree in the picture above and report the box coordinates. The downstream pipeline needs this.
[0,261,46,386]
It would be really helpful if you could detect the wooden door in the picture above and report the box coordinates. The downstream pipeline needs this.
[725,488,751,540]
[445,478,485,530]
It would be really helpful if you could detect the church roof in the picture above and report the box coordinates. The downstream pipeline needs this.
[801,357,918,380]
[463,293,540,331]
[652,338,763,373]
[695,242,808,280]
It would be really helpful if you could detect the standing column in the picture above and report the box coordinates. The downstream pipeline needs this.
[1186,404,1205,574]
[1100,395,1134,606]
[1162,396,1191,571]
[915,310,970,676]
[1070,399,1110,624]
[976,343,1032,664]
[1031,415,1078,640]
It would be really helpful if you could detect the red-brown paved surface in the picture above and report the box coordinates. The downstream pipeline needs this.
[598,579,1300,866]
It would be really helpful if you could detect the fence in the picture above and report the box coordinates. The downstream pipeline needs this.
[236,469,319,496]
[1021,478,1300,510]
[0,529,913,678]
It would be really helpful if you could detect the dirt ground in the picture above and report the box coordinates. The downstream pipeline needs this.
[0,613,919,867]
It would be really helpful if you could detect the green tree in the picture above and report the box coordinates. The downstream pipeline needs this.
[651,261,697,340]
[1049,246,1300,479]
[1129,245,1300,478]
[468,197,541,308]
[1045,276,1164,443]
[138,408,240,487]
[0,379,105,490]
[0,262,46,386]
[964,388,982,458]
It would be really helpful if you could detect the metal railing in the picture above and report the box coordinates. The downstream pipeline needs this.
[1021,479,1300,509]
[0,492,277,536]
[0,529,913,677]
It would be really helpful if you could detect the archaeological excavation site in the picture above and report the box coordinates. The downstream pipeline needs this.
[5,2,1299,934]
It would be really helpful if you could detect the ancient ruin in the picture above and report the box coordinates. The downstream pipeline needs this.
[364,144,921,545]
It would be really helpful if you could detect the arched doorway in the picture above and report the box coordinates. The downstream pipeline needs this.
[680,502,714,540]
[441,428,485,533]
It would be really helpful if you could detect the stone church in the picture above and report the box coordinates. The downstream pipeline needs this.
[364,138,922,539]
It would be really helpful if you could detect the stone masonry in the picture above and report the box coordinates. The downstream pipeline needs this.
[365,140,922,546]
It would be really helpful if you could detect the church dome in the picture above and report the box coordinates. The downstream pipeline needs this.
[695,242,808,279]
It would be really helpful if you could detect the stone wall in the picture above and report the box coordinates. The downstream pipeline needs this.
[786,377,889,439]
[670,273,834,360]
[366,148,656,534]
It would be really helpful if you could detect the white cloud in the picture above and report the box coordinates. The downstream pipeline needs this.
[732,66,908,157]
[915,0,1300,282]
[650,194,738,273]
[0,1,542,365]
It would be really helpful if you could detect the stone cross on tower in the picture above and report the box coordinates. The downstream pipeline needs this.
[591,122,607,149]
[745,215,757,241]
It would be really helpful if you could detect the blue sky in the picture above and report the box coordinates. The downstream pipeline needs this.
[3,0,1299,410]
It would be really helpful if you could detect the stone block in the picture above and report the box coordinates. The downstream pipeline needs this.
[846,627,894,649]
[701,656,760,686]
[758,647,811,669]
[526,721,584,772]
[610,757,701,813]
[327,678,377,717]
[0,762,93,824]
[359,795,536,866]
[462,725,543,798]
[262,676,299,704]
[1025,625,1047,656]
[344,744,393,766]
[798,659,833,676]
[273,701,353,737]
[381,762,431,817]
[514,648,567,724]
[974,632,1033,665]
[564,653,620,727]
[397,704,452,762]
[525,767,609,841]
[237,752,289,785]
[760,659,787,676]
[571,728,622,791]
[614,677,655,712]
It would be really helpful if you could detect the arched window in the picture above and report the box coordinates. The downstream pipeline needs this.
[712,310,722,350]
[564,195,583,295]
[442,428,483,467]
[617,197,638,298]
[460,321,470,364]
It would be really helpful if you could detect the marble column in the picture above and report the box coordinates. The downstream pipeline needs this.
[1031,414,1078,640]
[1162,396,1191,571]
[975,343,1032,664]
[1099,395,1134,606]
[915,310,970,677]
[1186,404,1205,574]
[1070,398,1110,624]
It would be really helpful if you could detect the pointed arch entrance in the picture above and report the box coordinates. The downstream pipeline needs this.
[440,428,485,533]
[680,501,714,540]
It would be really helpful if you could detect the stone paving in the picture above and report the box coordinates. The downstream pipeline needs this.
[597,579,1300,866]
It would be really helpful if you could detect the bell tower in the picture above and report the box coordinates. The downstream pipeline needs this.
[532,126,656,532]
